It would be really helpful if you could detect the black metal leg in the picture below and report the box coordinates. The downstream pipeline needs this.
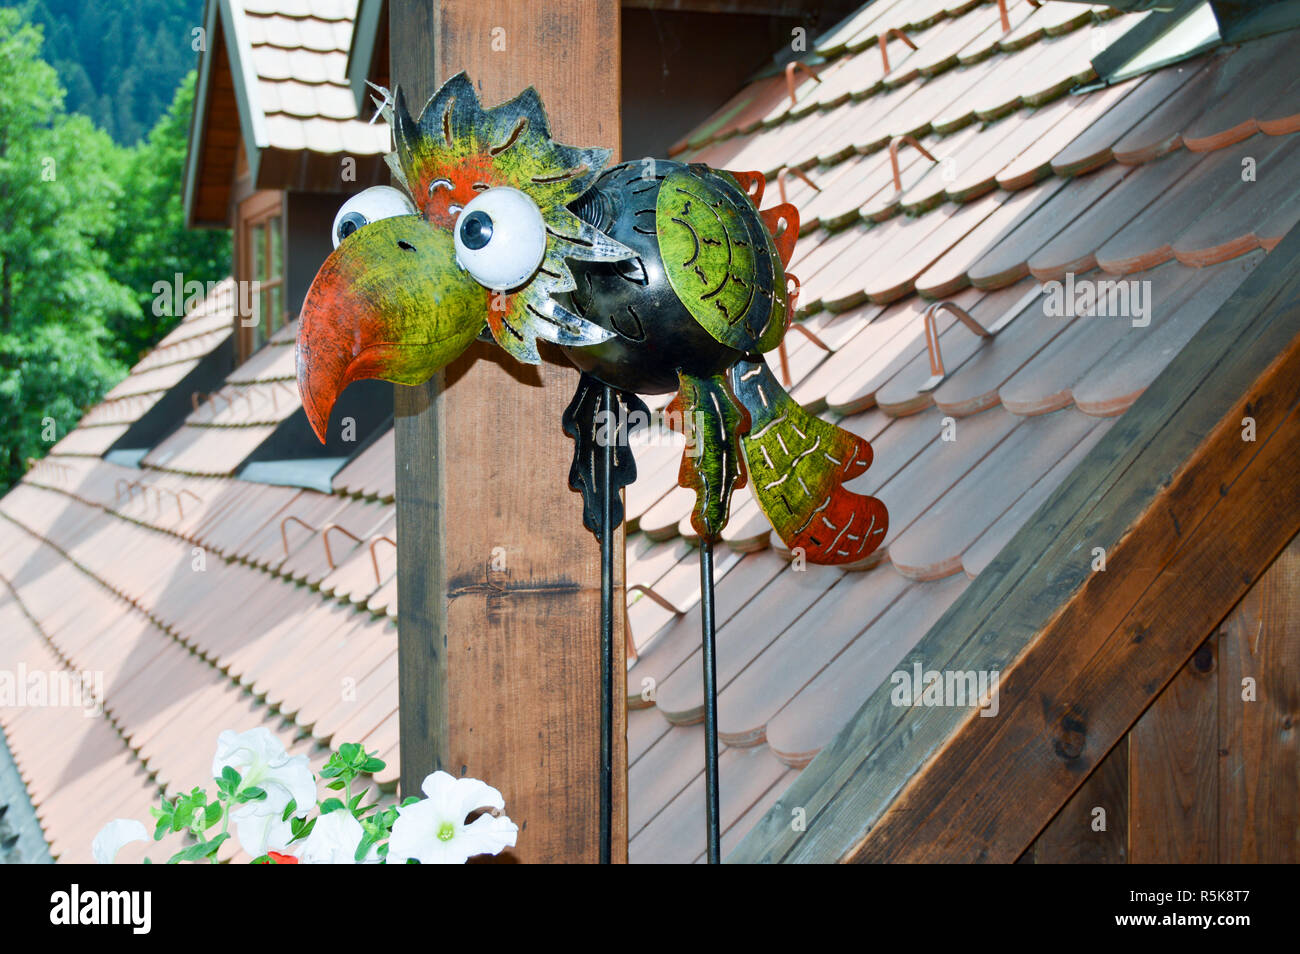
[699,537,721,863]
[599,385,615,865]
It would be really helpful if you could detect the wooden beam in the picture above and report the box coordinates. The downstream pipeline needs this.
[1025,736,1129,864]
[731,224,1300,864]
[392,0,626,863]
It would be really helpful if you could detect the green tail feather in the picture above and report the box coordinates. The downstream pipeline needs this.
[673,370,751,541]
[728,357,888,565]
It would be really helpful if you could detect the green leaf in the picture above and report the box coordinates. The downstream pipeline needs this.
[326,779,345,791]
[319,798,345,815]
[354,833,376,863]
[204,802,223,828]
[166,833,228,864]
[339,742,362,764]
[362,757,386,773]
[281,799,298,823]
[237,786,267,803]
[288,817,315,843]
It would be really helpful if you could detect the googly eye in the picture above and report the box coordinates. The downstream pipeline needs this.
[331,186,417,248]
[453,187,547,290]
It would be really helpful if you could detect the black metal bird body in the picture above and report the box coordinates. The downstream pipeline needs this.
[294,74,889,860]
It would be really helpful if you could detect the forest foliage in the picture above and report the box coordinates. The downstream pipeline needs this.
[20,0,201,146]
[0,7,229,492]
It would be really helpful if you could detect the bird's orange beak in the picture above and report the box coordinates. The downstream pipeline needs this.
[296,215,486,442]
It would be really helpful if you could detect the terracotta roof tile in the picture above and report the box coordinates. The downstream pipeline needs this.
[319,512,395,605]
[1258,71,1300,135]
[1051,61,1204,176]
[916,178,1066,296]
[814,0,906,57]
[629,740,788,863]
[1171,133,1300,266]
[875,405,1021,549]
[827,288,983,413]
[627,547,769,701]
[997,79,1139,190]
[142,423,279,476]
[1000,259,1233,416]
[889,408,1099,579]
[1111,48,1238,163]
[875,277,1041,415]
[962,416,1115,578]
[969,160,1130,288]
[717,564,912,746]
[926,289,1069,417]
[1027,148,1201,281]
[958,0,1036,62]
[1254,186,1300,251]
[909,4,1012,75]
[654,560,842,724]
[1072,252,1265,416]
[765,572,970,766]
[1182,32,1296,151]
[331,428,395,500]
[240,2,390,157]
[1095,132,1298,274]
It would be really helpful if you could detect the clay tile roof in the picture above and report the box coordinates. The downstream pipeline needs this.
[138,314,304,477]
[620,2,1300,861]
[0,273,398,860]
[7,1,1300,864]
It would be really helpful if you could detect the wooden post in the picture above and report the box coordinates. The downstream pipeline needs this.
[391,1,627,863]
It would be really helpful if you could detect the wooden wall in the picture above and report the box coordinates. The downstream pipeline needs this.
[1022,530,1300,863]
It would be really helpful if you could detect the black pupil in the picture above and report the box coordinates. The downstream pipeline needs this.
[460,210,493,250]
[338,211,367,241]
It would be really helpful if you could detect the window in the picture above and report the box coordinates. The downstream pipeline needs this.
[237,191,285,358]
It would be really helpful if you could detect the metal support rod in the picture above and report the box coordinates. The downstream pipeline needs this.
[599,384,615,865]
[699,537,721,863]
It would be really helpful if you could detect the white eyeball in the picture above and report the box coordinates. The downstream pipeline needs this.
[332,186,417,248]
[453,187,547,290]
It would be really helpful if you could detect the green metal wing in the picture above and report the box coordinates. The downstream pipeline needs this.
[655,166,788,354]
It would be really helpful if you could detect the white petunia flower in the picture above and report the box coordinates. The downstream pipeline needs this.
[93,818,149,864]
[297,809,380,864]
[212,728,316,856]
[387,771,517,864]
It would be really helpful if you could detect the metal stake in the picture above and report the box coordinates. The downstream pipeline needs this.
[699,537,721,863]
[599,385,615,865]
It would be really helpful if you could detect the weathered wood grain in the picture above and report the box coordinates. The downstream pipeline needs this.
[1128,640,1219,863]
[1217,532,1300,863]
[393,0,627,863]
[1028,736,1129,864]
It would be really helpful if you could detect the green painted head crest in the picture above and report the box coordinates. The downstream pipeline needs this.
[371,72,631,363]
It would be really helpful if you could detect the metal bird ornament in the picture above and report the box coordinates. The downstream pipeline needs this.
[295,73,889,861]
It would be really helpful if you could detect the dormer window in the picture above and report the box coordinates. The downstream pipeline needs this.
[238,191,285,359]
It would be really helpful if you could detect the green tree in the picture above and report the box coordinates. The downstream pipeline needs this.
[100,72,231,365]
[0,9,134,490]
[22,0,202,145]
